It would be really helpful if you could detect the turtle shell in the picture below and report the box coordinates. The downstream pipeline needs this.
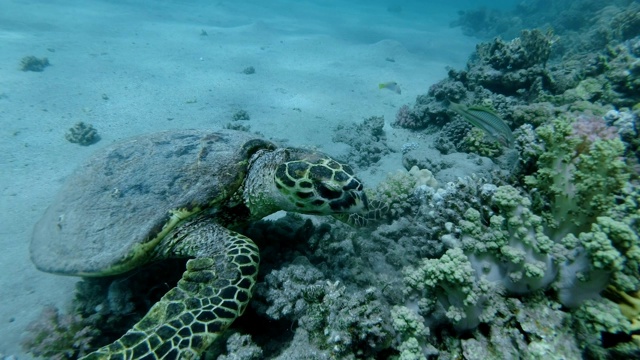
[31,129,275,276]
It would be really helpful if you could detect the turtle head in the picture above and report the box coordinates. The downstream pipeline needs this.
[274,148,368,214]
[244,148,368,218]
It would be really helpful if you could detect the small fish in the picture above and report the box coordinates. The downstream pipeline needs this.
[449,102,514,147]
[378,81,401,94]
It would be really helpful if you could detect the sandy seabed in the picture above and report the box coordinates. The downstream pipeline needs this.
[0,0,478,357]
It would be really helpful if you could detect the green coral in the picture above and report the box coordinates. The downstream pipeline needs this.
[519,113,639,308]
[564,78,612,103]
[391,306,428,360]
[457,186,556,294]
[524,115,628,239]
[404,247,487,330]
[397,337,426,360]
[572,298,632,357]
[580,217,640,292]
[460,127,503,157]
[391,306,428,338]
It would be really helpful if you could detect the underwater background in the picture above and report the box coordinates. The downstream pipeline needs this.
[1,0,640,359]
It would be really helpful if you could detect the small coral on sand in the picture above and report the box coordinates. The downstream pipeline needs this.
[65,122,100,146]
[232,109,251,121]
[20,56,50,72]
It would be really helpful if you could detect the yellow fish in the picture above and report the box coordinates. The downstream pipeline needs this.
[378,81,401,94]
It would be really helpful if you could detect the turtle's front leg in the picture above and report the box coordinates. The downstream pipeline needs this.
[81,223,260,360]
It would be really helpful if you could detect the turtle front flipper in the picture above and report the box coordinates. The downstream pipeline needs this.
[81,217,260,360]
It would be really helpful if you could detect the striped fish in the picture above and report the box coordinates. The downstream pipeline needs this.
[449,102,514,148]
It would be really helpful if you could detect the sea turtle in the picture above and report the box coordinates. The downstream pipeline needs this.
[30,129,368,359]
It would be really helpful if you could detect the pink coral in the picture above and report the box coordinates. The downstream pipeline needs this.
[570,115,619,154]
[571,115,618,143]
[21,305,98,359]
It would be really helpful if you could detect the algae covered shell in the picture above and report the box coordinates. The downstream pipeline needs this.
[30,129,275,276]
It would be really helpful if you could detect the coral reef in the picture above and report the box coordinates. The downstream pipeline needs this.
[402,146,500,184]
[393,28,556,134]
[378,14,640,351]
[468,29,553,97]
[458,294,582,359]
[393,107,639,356]
[64,122,100,146]
[20,56,50,72]
[477,28,552,70]
[258,272,394,358]
[332,115,390,168]
[393,104,426,129]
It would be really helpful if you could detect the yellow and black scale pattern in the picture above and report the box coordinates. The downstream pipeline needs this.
[274,156,365,214]
[81,216,259,360]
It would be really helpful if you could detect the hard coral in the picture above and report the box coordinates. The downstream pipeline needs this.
[434,118,472,155]
[466,29,554,97]
[65,122,100,146]
[393,104,424,129]
[333,115,390,168]
[216,333,262,360]
[20,55,50,72]
[477,29,553,71]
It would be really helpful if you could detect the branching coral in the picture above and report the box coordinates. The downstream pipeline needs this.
[333,115,390,167]
[256,261,326,321]
[216,333,263,360]
[65,122,100,146]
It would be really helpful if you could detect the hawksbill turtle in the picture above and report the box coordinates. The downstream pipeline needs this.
[30,129,368,359]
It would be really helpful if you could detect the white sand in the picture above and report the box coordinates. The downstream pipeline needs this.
[0,0,478,357]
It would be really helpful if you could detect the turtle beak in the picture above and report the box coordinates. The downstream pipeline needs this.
[354,190,369,214]
[328,188,368,214]
[342,176,368,214]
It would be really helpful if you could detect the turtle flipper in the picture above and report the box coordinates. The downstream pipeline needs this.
[80,219,260,359]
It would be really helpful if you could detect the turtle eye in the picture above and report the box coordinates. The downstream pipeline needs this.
[316,183,342,200]
[296,191,314,199]
[343,179,360,191]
